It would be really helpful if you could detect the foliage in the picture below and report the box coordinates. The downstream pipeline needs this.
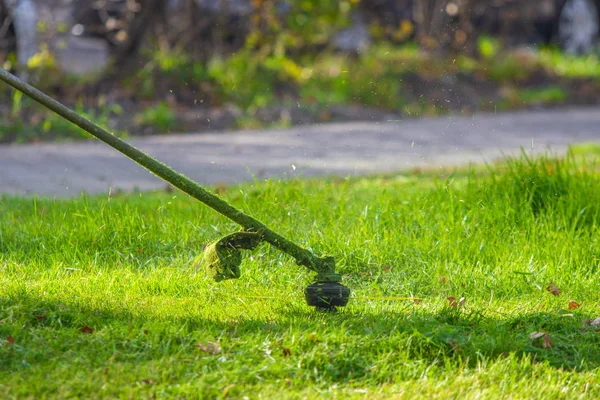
[0,89,123,143]
[3,0,600,142]
[477,35,500,60]
[5,38,598,143]
[155,39,598,115]
[538,47,600,79]
[246,0,357,54]
[300,49,404,110]
[498,86,567,110]
[516,87,567,104]
[135,102,178,133]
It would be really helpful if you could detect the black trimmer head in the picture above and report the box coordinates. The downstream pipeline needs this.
[304,282,351,312]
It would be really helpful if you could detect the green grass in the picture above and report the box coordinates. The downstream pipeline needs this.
[2,151,600,398]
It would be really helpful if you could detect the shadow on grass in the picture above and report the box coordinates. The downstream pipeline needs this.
[2,292,599,382]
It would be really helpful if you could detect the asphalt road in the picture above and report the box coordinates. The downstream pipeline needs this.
[1,107,599,197]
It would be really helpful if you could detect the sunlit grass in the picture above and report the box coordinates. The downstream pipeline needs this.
[2,149,600,398]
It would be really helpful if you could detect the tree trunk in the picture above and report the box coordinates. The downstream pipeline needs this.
[5,0,39,73]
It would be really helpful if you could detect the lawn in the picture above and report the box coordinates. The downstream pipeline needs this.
[1,149,600,398]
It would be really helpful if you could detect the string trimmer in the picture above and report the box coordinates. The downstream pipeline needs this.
[0,67,350,311]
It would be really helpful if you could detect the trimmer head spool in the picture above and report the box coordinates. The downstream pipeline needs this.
[304,281,351,312]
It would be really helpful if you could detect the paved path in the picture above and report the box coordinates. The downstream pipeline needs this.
[1,107,599,197]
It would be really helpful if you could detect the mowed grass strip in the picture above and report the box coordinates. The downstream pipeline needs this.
[1,149,600,398]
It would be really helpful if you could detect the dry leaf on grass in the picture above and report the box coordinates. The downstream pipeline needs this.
[529,332,545,340]
[546,283,561,296]
[568,300,580,310]
[449,340,461,352]
[198,342,221,354]
[529,332,552,349]
[281,347,292,357]
[589,318,600,326]
[543,334,552,349]
[81,326,94,334]
[447,296,465,308]
[5,336,15,345]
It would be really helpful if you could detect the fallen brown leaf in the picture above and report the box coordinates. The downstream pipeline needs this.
[543,333,552,349]
[6,336,15,345]
[447,296,465,308]
[449,340,461,352]
[568,300,580,310]
[281,347,292,357]
[198,342,221,355]
[81,326,94,334]
[529,332,552,349]
[214,183,227,195]
[447,296,457,307]
[546,283,561,296]
[441,276,448,284]
[590,318,600,326]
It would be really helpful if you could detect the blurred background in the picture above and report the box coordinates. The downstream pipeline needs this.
[1,0,599,143]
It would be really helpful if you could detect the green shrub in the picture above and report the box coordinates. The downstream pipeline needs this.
[539,47,600,79]
[135,102,178,132]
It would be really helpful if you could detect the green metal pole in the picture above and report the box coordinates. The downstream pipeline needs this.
[0,67,337,277]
